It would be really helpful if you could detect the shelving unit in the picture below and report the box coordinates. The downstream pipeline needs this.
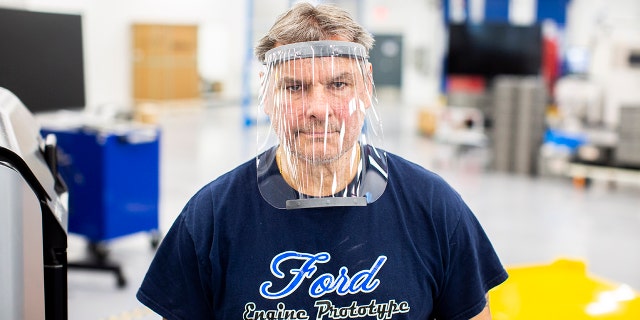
[567,162,640,188]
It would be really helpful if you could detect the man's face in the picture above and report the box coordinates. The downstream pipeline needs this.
[264,56,372,164]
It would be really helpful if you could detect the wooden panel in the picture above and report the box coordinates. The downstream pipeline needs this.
[132,24,199,101]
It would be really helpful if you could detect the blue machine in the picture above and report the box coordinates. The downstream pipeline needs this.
[41,126,160,243]
[41,122,160,288]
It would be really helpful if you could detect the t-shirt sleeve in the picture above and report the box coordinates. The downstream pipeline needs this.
[136,194,214,320]
[432,194,508,320]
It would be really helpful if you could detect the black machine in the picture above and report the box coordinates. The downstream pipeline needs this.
[0,87,69,319]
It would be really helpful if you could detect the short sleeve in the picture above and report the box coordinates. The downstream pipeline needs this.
[136,200,214,320]
[433,205,508,320]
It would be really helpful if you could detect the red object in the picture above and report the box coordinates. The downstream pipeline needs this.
[446,75,486,94]
[542,36,560,96]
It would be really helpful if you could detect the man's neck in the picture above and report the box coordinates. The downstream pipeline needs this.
[277,145,360,197]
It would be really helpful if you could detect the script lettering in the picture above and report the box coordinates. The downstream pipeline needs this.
[314,299,410,320]
[309,256,386,298]
[260,251,331,299]
[260,252,387,299]
[243,302,310,320]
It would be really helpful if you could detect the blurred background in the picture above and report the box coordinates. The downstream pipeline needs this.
[0,0,639,319]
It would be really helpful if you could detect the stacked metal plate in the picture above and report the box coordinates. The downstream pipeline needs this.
[615,106,640,167]
[490,76,547,175]
[491,76,520,173]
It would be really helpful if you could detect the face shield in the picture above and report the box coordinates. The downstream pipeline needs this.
[257,40,388,209]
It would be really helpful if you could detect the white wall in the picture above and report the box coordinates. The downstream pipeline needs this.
[0,0,446,110]
[0,0,248,108]
[363,0,445,108]
[2,0,637,116]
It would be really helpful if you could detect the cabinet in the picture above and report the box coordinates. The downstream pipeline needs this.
[41,125,160,243]
[132,24,199,101]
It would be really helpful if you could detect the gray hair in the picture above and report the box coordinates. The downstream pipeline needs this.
[255,2,374,63]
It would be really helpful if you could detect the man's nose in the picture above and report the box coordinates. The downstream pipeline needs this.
[303,87,332,119]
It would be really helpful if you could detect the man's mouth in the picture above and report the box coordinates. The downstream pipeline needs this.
[299,130,332,137]
[296,128,341,139]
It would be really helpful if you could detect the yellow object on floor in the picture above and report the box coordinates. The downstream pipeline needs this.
[490,259,640,319]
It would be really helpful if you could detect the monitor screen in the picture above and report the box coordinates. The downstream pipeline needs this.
[0,8,85,113]
[446,22,542,78]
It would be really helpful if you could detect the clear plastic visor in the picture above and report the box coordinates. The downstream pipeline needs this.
[257,41,388,209]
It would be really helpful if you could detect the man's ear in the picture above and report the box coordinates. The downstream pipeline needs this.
[259,71,274,116]
[366,62,373,86]
[365,62,374,109]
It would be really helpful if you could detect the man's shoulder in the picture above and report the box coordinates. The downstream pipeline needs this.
[384,151,463,203]
[203,157,256,189]
[179,157,261,224]
[186,157,257,206]
[386,152,443,182]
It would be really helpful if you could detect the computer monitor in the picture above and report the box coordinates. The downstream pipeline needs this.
[0,7,85,113]
[446,22,542,78]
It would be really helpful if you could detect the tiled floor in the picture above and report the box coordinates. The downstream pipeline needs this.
[67,101,640,319]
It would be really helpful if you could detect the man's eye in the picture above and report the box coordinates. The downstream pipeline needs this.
[332,82,347,89]
[286,84,302,91]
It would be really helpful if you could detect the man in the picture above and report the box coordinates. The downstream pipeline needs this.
[137,2,507,319]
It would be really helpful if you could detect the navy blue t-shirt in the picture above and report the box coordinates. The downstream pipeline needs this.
[137,152,508,320]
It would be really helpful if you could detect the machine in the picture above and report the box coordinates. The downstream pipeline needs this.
[0,87,69,319]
